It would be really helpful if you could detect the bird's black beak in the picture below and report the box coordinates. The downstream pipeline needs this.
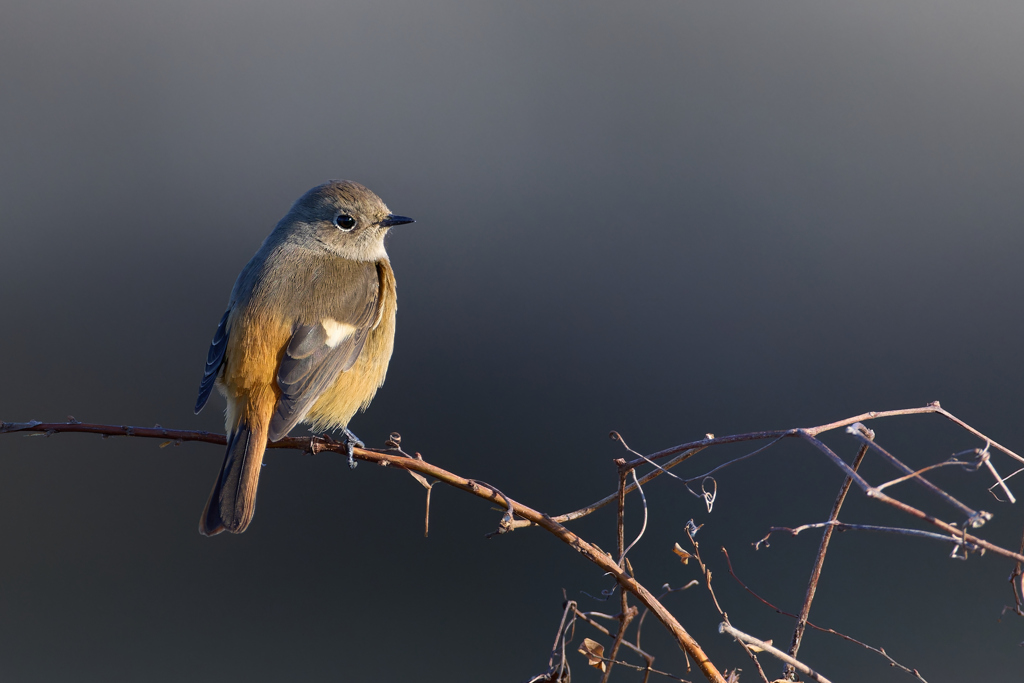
[380,214,415,227]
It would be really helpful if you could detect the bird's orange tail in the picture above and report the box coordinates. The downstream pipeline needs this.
[199,398,272,536]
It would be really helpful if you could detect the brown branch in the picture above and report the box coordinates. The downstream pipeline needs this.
[635,582,699,657]
[600,466,636,683]
[787,434,872,676]
[600,603,638,683]
[0,419,727,683]
[1,419,232,445]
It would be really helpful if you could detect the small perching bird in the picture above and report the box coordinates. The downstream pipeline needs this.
[194,180,414,536]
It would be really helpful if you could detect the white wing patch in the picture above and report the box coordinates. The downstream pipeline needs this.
[321,318,358,348]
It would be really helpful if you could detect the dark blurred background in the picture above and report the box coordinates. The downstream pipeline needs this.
[2,0,1024,680]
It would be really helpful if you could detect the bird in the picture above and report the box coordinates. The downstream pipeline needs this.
[194,180,414,536]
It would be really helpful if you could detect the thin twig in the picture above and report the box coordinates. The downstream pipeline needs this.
[506,442,706,530]
[847,427,981,522]
[686,524,725,617]
[599,603,639,683]
[617,467,627,566]
[875,459,981,492]
[686,523,770,683]
[573,605,657,666]
[756,520,987,555]
[601,466,635,683]
[384,433,437,536]
[962,442,1018,503]
[583,647,692,681]
[681,435,788,496]
[609,434,653,565]
[796,431,1023,562]
[535,598,576,682]
[719,623,832,683]
[721,549,927,682]
[622,468,650,562]
[787,435,872,676]
[1012,529,1024,618]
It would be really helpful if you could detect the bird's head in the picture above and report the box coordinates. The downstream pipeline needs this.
[281,179,414,261]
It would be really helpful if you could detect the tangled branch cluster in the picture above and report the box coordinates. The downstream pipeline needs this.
[4,400,1023,681]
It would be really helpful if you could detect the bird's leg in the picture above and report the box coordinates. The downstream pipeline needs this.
[340,428,364,469]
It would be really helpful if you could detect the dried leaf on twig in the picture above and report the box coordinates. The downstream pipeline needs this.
[745,639,772,653]
[578,638,606,672]
[673,542,692,565]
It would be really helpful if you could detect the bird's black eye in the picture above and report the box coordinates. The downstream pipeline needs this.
[335,214,356,231]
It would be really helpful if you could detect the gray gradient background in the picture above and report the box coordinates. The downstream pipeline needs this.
[2,0,1023,680]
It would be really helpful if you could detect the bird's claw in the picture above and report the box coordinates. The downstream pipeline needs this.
[341,428,364,469]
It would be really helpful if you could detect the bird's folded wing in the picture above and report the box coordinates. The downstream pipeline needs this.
[268,262,381,441]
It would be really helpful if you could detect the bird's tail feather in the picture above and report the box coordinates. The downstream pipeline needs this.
[199,413,269,536]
